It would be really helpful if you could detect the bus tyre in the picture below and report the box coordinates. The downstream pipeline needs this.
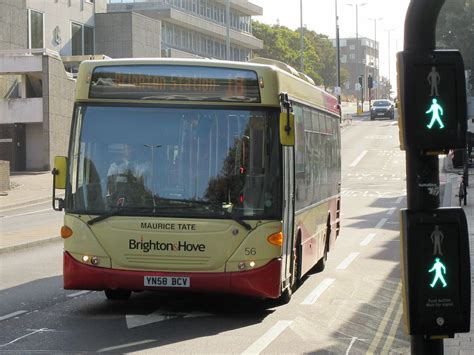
[104,289,132,300]
[277,286,292,305]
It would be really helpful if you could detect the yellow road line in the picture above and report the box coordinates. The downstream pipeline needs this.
[366,282,402,354]
[381,300,403,353]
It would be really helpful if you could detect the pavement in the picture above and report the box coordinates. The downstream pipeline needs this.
[1,161,474,353]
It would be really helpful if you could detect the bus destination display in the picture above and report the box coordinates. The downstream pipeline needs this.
[89,65,261,103]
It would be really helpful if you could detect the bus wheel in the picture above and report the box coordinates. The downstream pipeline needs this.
[277,286,292,305]
[104,289,132,300]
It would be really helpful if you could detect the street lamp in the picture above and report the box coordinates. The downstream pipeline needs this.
[300,0,304,71]
[335,0,341,105]
[368,17,383,99]
[347,2,367,110]
[386,28,395,99]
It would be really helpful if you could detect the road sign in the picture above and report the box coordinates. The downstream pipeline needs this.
[397,50,467,151]
[334,86,341,96]
[400,208,470,336]
[355,83,361,91]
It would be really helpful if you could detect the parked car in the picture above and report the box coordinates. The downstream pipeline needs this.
[370,99,394,120]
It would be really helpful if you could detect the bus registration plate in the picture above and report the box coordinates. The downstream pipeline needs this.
[144,276,190,288]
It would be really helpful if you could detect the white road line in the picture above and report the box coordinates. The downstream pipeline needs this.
[386,207,397,216]
[360,233,376,246]
[301,278,335,305]
[381,301,403,353]
[349,150,368,168]
[0,310,28,322]
[336,252,360,270]
[3,208,52,219]
[241,320,293,354]
[375,218,388,229]
[67,290,90,298]
[98,340,156,353]
[395,196,404,204]
[0,328,50,348]
[345,337,358,355]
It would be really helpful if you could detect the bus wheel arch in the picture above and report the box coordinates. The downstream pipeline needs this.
[313,215,331,273]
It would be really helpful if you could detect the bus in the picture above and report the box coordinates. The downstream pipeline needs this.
[52,57,341,303]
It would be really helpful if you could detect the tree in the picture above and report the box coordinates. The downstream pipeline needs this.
[436,0,474,89]
[252,21,338,88]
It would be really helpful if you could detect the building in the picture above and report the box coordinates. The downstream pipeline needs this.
[0,0,108,172]
[107,0,264,61]
[333,36,380,101]
[0,0,263,172]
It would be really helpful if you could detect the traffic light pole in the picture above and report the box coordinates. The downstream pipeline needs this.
[404,0,445,353]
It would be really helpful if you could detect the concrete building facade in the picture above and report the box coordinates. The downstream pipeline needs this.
[0,0,104,171]
[333,36,380,101]
[0,0,262,172]
[107,0,263,61]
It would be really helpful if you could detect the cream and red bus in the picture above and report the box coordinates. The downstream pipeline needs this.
[52,57,341,303]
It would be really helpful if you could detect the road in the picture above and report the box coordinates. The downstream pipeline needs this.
[0,114,410,354]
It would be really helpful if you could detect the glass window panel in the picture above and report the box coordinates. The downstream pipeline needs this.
[84,26,94,55]
[29,10,43,49]
[71,23,83,55]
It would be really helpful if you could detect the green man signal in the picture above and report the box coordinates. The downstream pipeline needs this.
[396,50,467,151]
[429,257,447,288]
[426,98,445,129]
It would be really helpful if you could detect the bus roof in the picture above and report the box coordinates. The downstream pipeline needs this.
[75,58,339,115]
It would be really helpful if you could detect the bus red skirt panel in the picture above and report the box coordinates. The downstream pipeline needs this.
[63,252,282,299]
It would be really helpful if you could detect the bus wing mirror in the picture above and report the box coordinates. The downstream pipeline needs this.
[279,112,295,146]
[52,156,67,211]
[53,156,68,189]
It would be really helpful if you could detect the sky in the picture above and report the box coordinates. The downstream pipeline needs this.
[251,0,411,90]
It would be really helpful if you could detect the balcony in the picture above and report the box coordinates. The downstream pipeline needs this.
[0,98,43,124]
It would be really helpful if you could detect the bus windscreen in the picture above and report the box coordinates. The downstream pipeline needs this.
[89,65,261,103]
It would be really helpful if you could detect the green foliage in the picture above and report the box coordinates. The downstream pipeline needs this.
[252,21,337,88]
[436,0,474,72]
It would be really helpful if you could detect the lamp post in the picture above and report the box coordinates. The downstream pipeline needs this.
[386,28,395,99]
[300,0,304,71]
[368,17,383,99]
[335,0,341,105]
[347,2,367,111]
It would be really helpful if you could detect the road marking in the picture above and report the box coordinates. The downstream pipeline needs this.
[67,290,90,298]
[336,252,360,270]
[349,150,368,167]
[381,300,403,353]
[0,310,28,322]
[366,283,402,354]
[360,233,376,246]
[395,196,404,204]
[387,207,397,216]
[3,208,52,219]
[301,278,335,305]
[98,340,156,353]
[345,337,358,355]
[0,328,52,348]
[375,218,388,229]
[241,320,293,354]
[0,200,53,213]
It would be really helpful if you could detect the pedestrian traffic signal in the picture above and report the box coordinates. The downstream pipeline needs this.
[400,208,470,336]
[358,75,363,86]
[368,75,373,89]
[397,50,467,152]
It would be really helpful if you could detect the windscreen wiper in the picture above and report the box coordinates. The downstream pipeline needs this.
[87,206,163,225]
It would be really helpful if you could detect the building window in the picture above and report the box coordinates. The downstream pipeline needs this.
[71,23,83,55]
[84,26,94,55]
[28,10,44,49]
[71,22,94,55]
[349,53,355,60]
[349,44,355,50]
